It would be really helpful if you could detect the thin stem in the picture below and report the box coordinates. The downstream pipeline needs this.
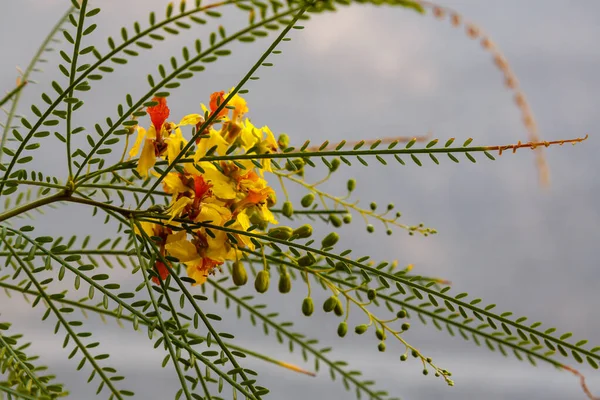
[130,218,193,400]
[0,334,51,396]
[0,81,27,109]
[65,0,89,179]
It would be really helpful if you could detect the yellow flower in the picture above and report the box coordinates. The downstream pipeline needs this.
[193,128,230,163]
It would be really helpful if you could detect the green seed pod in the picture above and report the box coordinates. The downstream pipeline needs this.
[378,342,386,352]
[337,322,348,338]
[354,324,369,335]
[367,288,377,301]
[333,299,344,317]
[278,272,291,293]
[302,297,314,316]
[422,369,429,376]
[400,354,408,362]
[386,229,393,236]
[300,193,315,208]
[293,224,313,239]
[401,323,410,331]
[411,350,419,358]
[396,310,407,319]
[268,226,294,241]
[387,203,394,211]
[297,253,316,267]
[321,232,340,248]
[329,158,340,172]
[323,296,337,313]
[329,215,342,228]
[370,202,377,211]
[347,179,356,192]
[282,201,294,218]
[231,261,248,286]
[254,270,270,293]
[375,329,385,341]
[366,224,375,233]
[343,214,352,224]
[277,133,290,149]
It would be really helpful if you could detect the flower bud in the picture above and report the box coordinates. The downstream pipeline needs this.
[321,232,340,248]
[354,324,369,335]
[323,296,337,313]
[396,310,407,319]
[366,224,374,233]
[334,299,344,317]
[277,133,290,149]
[337,322,348,337]
[400,354,408,361]
[401,323,410,331]
[285,158,304,173]
[268,226,293,241]
[378,342,386,352]
[375,329,385,341]
[367,289,377,301]
[293,224,312,239]
[329,158,340,172]
[302,297,314,316]
[297,253,316,267]
[343,214,352,224]
[282,201,294,218]
[254,270,270,293]
[370,202,377,211]
[329,215,342,228]
[232,261,248,286]
[347,179,356,192]
[278,272,291,293]
[300,193,314,208]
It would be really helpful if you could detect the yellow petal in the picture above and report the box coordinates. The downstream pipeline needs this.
[128,126,147,159]
[179,114,203,126]
[137,139,156,178]
[165,232,200,263]
[168,197,193,223]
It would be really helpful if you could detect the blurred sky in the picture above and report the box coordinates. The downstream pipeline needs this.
[1,1,599,399]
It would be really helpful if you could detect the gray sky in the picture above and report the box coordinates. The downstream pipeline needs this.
[1,1,599,399]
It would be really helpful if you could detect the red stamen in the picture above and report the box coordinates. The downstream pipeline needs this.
[147,96,170,135]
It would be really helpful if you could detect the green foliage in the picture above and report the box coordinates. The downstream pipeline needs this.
[0,0,593,399]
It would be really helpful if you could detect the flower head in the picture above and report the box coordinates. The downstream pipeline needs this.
[147,96,170,134]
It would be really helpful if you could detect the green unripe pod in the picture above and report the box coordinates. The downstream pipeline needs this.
[282,201,294,218]
[411,350,419,358]
[302,297,314,316]
[378,342,386,352]
[231,261,248,286]
[329,215,342,228]
[401,323,410,331]
[329,158,340,172]
[343,214,352,224]
[277,133,290,149]
[422,369,429,376]
[337,322,348,338]
[268,226,293,241]
[333,299,344,317]
[321,232,340,248]
[370,202,377,211]
[297,253,316,267]
[254,270,270,293]
[400,354,408,361]
[347,179,356,192]
[396,310,407,319]
[300,193,315,208]
[375,329,386,341]
[278,272,291,293]
[323,296,337,313]
[366,224,375,233]
[354,324,369,335]
[367,288,377,301]
[293,224,313,239]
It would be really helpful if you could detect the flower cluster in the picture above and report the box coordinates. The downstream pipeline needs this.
[130,90,281,285]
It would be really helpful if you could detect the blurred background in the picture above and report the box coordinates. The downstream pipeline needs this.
[1,0,599,399]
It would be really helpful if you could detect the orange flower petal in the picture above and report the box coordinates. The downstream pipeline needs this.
[147,96,170,133]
